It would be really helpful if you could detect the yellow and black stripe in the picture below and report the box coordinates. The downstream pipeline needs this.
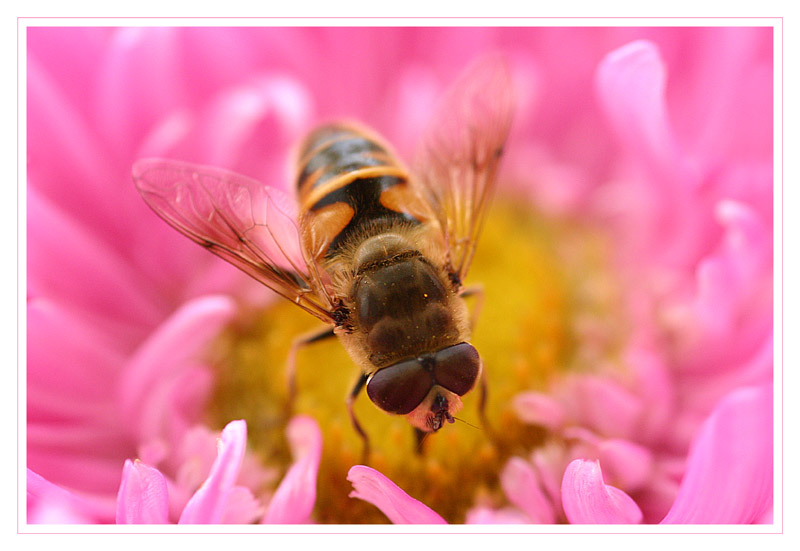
[296,124,429,260]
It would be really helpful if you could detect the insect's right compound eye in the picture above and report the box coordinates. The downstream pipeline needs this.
[366,359,433,415]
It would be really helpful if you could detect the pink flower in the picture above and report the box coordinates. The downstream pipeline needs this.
[27,27,772,525]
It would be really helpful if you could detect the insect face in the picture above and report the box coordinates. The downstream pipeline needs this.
[365,342,481,432]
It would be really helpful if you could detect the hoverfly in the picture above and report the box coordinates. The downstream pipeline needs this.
[133,56,513,452]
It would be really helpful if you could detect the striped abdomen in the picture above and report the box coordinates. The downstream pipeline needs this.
[296,124,430,262]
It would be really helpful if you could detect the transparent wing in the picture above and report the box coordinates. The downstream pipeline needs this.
[133,158,336,323]
[413,55,514,284]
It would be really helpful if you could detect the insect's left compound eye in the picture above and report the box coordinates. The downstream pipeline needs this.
[366,359,433,415]
[432,342,481,396]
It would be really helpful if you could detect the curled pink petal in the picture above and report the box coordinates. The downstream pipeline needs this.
[262,416,322,523]
[500,457,555,523]
[116,460,169,524]
[178,420,247,524]
[347,466,447,524]
[561,459,643,524]
[661,384,772,523]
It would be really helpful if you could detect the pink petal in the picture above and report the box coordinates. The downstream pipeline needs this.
[565,375,643,439]
[179,28,261,97]
[26,447,129,500]
[27,55,118,221]
[27,469,102,523]
[27,297,123,402]
[561,459,643,524]
[116,460,169,524]
[166,365,216,439]
[660,384,772,523]
[672,329,773,453]
[173,426,225,493]
[221,486,262,524]
[716,200,771,277]
[500,457,556,523]
[672,28,773,162]
[347,466,447,524]
[27,187,164,334]
[626,342,675,445]
[512,392,565,430]
[136,108,194,159]
[94,27,185,158]
[27,28,111,113]
[530,443,569,514]
[595,40,682,179]
[262,416,322,523]
[192,75,312,179]
[713,161,773,227]
[596,439,655,492]
[178,420,247,524]
[120,295,236,442]
[634,473,681,524]
[692,200,771,342]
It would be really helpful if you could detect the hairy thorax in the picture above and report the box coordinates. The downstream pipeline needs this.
[332,232,470,373]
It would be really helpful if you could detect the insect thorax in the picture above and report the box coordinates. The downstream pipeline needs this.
[348,234,467,369]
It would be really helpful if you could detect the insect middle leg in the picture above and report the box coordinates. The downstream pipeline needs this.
[286,327,371,462]
[285,326,337,416]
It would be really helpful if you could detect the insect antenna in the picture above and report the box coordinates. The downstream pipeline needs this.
[452,416,483,431]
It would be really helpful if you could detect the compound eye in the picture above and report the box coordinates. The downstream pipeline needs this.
[432,342,481,396]
[366,359,433,415]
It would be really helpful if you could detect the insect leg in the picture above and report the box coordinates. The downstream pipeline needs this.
[477,369,493,437]
[346,372,371,464]
[285,326,336,416]
[413,428,431,455]
[459,284,485,331]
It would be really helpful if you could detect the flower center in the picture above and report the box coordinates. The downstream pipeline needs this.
[207,197,624,523]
